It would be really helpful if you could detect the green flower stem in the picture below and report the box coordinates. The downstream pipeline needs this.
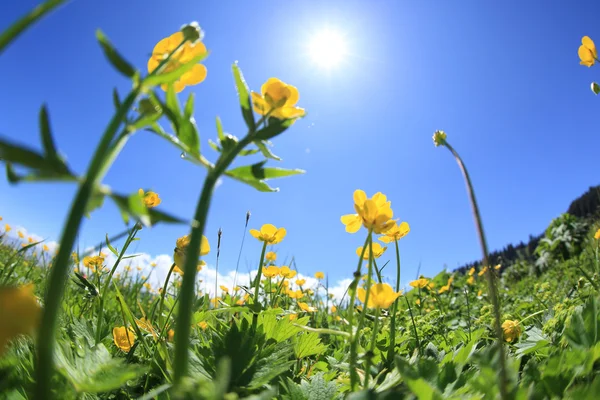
[34,40,187,398]
[364,307,380,389]
[253,241,268,302]
[464,288,472,341]
[173,121,271,385]
[348,232,371,390]
[151,263,176,324]
[404,296,421,353]
[443,141,508,400]
[95,224,140,344]
[387,239,401,364]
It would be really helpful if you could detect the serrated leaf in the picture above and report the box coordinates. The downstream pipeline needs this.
[294,332,327,359]
[232,63,256,131]
[254,140,281,161]
[55,342,147,393]
[96,30,136,78]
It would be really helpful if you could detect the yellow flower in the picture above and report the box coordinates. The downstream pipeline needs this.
[173,260,206,275]
[478,267,488,277]
[42,245,49,252]
[151,262,157,268]
[409,278,430,289]
[295,279,306,286]
[143,283,152,291]
[251,78,305,120]
[340,190,396,234]
[438,285,450,294]
[501,320,522,342]
[18,231,24,239]
[477,289,483,296]
[579,36,597,67]
[236,294,250,305]
[298,302,317,312]
[0,284,41,355]
[173,234,210,272]
[432,130,447,147]
[494,264,501,271]
[167,329,175,342]
[4,224,11,232]
[263,266,280,278]
[306,288,314,296]
[147,30,208,93]
[280,266,296,279]
[356,242,387,260]
[83,255,105,271]
[467,276,475,285]
[595,228,600,240]
[331,306,337,313]
[265,251,277,262]
[315,271,325,280]
[289,313,298,321]
[220,285,229,293]
[379,222,410,243]
[112,326,135,352]
[28,237,34,244]
[198,321,209,330]
[287,289,304,299]
[136,266,142,271]
[468,267,475,276]
[357,283,402,309]
[138,189,162,208]
[250,224,287,244]
[0,216,2,221]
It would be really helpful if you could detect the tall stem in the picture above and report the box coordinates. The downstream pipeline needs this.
[444,142,508,400]
[253,241,268,302]
[387,240,401,364]
[95,224,140,344]
[364,307,380,388]
[173,128,264,384]
[348,232,371,390]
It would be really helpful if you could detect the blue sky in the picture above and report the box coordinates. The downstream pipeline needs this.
[1,0,599,289]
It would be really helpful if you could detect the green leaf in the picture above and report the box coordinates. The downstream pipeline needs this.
[254,118,295,141]
[112,88,121,110]
[0,0,66,55]
[223,169,277,192]
[232,63,256,131]
[109,192,184,227]
[55,341,147,393]
[144,52,208,87]
[17,240,43,254]
[178,118,200,156]
[95,30,136,78]
[294,332,327,359]
[216,116,226,141]
[0,135,69,174]
[166,84,182,119]
[85,191,106,219]
[254,140,281,161]
[227,160,304,181]
[105,233,118,257]
[208,139,221,153]
[4,163,76,184]
[184,92,195,119]
[39,105,61,165]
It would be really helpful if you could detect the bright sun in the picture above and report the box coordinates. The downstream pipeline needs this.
[308,30,347,68]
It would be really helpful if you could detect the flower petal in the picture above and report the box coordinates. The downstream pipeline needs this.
[181,64,207,86]
[353,190,367,207]
[260,224,278,238]
[249,229,261,239]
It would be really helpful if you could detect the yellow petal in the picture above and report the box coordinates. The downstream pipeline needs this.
[284,84,300,106]
[260,224,278,237]
[582,36,596,53]
[200,235,210,255]
[173,80,186,93]
[251,92,269,115]
[180,64,207,86]
[261,77,284,96]
[273,228,287,243]
[579,45,595,67]
[353,190,367,207]
[362,199,378,222]
[341,214,361,233]
[278,106,306,119]
[249,229,261,239]
[357,287,367,304]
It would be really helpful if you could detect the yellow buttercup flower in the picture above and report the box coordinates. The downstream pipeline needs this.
[595,228,600,240]
[173,234,210,272]
[432,130,447,147]
[112,326,135,352]
[42,245,49,252]
[501,320,522,342]
[198,321,209,330]
[289,313,298,321]
[331,306,337,313]
[251,78,305,120]
[287,289,304,299]
[138,189,162,208]
[279,266,297,279]
[265,251,277,262]
[147,30,208,93]
[357,283,402,309]
[173,260,205,275]
[478,267,488,277]
[220,285,229,293]
[83,255,105,271]
[340,190,396,234]
[438,285,450,294]
[409,278,430,289]
[28,237,34,244]
[3,224,11,232]
[315,271,325,280]
[250,224,286,244]
[0,284,41,355]
[295,279,306,286]
[468,267,475,276]
[18,231,24,239]
[236,293,250,305]
[356,242,387,260]
[167,329,175,342]
[298,302,317,313]
[263,266,280,278]
[579,36,597,67]
[494,264,501,271]
[467,275,475,285]
[379,222,410,243]
[477,289,483,296]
